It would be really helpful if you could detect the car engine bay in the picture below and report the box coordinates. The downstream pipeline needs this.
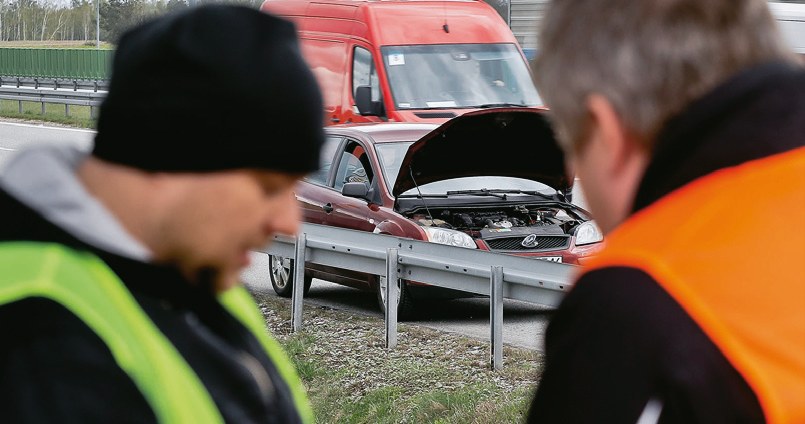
[408,204,587,238]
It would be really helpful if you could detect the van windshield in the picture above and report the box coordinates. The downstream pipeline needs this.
[381,44,542,110]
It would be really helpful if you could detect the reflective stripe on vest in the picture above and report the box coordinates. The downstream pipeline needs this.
[0,242,313,424]
[218,283,314,424]
[582,147,805,423]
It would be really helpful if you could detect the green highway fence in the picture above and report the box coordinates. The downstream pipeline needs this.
[0,48,113,80]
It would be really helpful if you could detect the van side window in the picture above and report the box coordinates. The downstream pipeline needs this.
[305,136,343,186]
[352,47,381,102]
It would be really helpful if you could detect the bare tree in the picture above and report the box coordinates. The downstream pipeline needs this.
[48,7,67,40]
[0,0,5,42]
[39,5,49,40]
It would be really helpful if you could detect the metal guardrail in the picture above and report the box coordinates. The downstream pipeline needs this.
[1,76,109,92]
[0,85,106,118]
[262,223,577,370]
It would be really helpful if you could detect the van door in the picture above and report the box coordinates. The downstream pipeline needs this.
[299,38,349,125]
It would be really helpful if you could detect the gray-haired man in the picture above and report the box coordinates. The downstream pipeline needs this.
[528,1,805,422]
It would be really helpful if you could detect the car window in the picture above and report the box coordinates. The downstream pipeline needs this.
[334,141,374,192]
[375,141,412,192]
[305,136,343,186]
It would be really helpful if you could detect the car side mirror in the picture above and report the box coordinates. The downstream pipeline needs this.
[342,182,370,200]
[355,86,381,116]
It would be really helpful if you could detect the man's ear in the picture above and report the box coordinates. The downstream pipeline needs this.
[586,94,637,174]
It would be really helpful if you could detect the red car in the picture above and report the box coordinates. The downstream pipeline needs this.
[269,109,603,316]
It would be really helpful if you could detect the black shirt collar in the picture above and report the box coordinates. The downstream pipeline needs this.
[633,61,805,212]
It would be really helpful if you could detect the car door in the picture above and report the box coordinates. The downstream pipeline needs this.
[297,135,344,225]
[328,138,380,233]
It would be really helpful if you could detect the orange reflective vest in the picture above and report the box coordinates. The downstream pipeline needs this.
[582,147,805,423]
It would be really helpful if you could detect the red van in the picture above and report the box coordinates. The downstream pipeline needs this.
[260,0,542,125]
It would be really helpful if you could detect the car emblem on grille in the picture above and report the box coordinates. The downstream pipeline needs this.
[521,234,539,248]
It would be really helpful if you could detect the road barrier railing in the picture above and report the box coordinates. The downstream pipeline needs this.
[0,76,108,92]
[0,85,106,118]
[262,223,577,370]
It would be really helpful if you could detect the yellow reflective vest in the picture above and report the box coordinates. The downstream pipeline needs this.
[0,242,313,424]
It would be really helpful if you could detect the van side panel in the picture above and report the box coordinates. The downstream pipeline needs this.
[305,2,359,34]
[360,2,518,46]
[307,2,358,20]
[260,1,309,26]
[298,38,349,124]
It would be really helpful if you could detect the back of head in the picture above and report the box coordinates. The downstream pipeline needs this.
[534,0,800,153]
[94,5,324,174]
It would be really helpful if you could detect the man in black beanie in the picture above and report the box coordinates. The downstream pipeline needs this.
[0,5,322,423]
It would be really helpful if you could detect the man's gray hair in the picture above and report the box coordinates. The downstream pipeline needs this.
[534,0,799,152]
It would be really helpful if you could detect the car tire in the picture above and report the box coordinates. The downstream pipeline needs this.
[269,255,312,298]
[376,276,416,320]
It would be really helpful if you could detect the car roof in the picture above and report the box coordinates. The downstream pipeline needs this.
[325,123,438,144]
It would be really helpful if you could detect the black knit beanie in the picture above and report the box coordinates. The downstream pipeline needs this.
[93,5,324,174]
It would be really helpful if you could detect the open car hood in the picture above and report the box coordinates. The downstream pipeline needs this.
[392,108,572,197]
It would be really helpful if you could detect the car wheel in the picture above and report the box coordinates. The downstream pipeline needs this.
[376,276,416,320]
[269,255,312,298]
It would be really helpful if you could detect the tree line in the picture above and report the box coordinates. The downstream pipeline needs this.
[0,0,259,45]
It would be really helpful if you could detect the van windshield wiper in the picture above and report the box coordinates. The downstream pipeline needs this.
[475,103,529,108]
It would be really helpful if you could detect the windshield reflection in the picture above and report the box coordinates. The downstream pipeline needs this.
[381,44,542,110]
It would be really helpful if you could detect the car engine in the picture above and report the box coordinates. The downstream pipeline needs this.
[409,204,586,239]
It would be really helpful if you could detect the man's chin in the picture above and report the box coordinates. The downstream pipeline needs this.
[215,271,242,292]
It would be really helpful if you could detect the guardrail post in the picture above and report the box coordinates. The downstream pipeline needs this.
[385,248,399,349]
[291,233,307,333]
[490,265,504,370]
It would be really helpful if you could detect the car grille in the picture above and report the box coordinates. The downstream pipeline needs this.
[485,235,570,251]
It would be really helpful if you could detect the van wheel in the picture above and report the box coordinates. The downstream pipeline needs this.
[269,255,312,298]
[376,276,416,320]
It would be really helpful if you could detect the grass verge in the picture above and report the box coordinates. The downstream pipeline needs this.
[0,100,96,128]
[253,291,542,424]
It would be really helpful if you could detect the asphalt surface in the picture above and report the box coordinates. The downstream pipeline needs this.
[0,119,569,351]
[0,120,93,166]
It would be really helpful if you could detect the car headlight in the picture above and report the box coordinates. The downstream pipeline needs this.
[422,227,477,249]
[575,221,604,245]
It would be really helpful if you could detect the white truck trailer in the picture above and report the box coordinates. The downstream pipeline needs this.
[769,2,805,55]
[510,1,805,59]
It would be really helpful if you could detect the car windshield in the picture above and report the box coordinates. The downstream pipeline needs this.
[375,141,554,196]
[380,44,542,110]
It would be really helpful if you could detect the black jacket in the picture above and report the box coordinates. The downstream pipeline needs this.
[527,61,805,423]
[0,184,302,423]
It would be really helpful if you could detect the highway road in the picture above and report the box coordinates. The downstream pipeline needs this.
[0,120,93,164]
[0,119,569,351]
